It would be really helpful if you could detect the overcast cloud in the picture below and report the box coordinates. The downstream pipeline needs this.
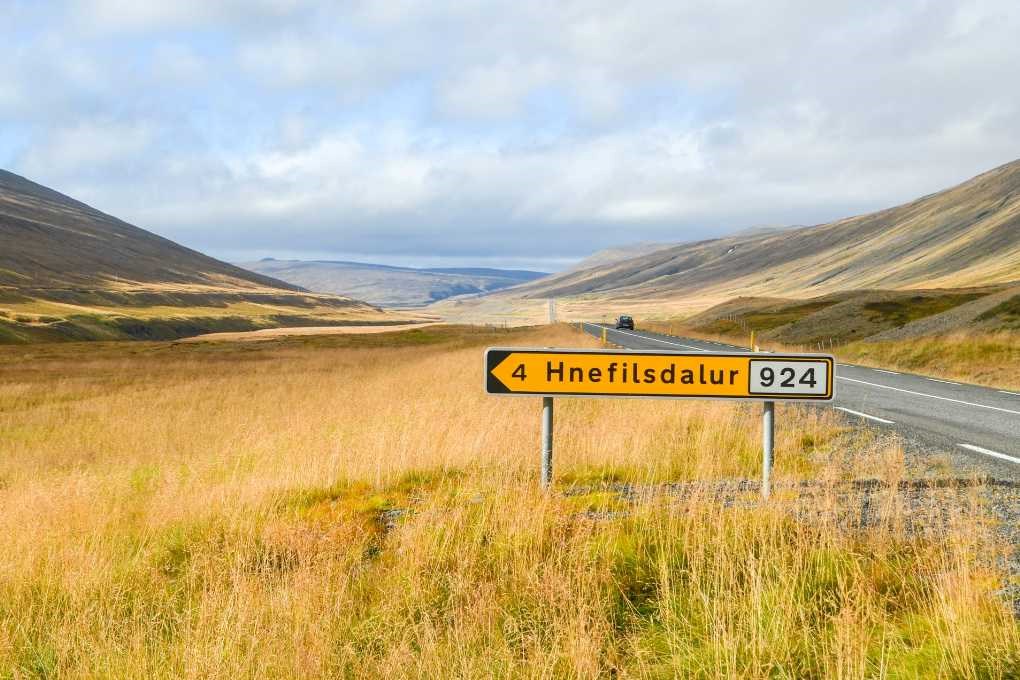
[3,0,1019,270]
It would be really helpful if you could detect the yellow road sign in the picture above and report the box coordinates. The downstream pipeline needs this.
[485,348,834,401]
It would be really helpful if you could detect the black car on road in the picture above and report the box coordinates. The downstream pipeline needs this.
[615,315,634,330]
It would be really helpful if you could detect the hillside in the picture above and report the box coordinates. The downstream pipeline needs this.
[0,170,402,343]
[241,259,546,307]
[508,159,1020,307]
[679,286,1018,347]
[0,170,300,292]
[561,242,677,273]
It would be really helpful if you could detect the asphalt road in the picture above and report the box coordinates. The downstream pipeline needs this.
[582,323,1020,478]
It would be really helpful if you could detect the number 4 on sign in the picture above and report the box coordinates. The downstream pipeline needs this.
[512,364,527,381]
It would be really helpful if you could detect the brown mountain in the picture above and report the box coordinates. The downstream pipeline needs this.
[0,169,298,291]
[511,159,1020,305]
[0,170,398,343]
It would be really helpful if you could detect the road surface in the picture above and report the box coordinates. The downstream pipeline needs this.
[583,323,1020,478]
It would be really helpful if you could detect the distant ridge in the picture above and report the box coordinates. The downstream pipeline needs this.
[241,259,548,307]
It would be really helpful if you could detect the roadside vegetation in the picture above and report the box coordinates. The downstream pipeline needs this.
[839,331,1020,391]
[644,297,1020,391]
[654,320,1020,391]
[0,325,1017,677]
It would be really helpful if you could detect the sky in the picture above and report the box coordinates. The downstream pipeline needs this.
[2,1,1019,271]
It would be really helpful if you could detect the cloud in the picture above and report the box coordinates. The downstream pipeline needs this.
[67,0,310,32]
[2,1,1020,268]
[150,43,208,83]
[437,58,556,119]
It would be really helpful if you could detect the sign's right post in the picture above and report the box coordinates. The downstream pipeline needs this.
[762,400,775,500]
[755,334,773,500]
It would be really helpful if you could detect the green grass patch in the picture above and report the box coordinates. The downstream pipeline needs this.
[696,299,839,335]
[977,294,1020,329]
[739,300,839,331]
[560,464,636,486]
[562,489,630,513]
[283,468,464,531]
[862,292,984,326]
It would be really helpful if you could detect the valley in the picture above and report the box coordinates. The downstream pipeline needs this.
[5,3,1020,676]
[434,160,1020,333]
[241,258,546,307]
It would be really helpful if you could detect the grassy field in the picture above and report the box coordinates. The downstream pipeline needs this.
[0,325,1017,677]
[643,318,1020,392]
[0,288,417,344]
[839,332,1020,391]
[428,294,714,328]
[671,289,999,347]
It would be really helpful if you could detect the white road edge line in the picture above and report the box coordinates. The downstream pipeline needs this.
[838,376,1020,415]
[927,378,959,385]
[835,407,895,424]
[958,443,1020,465]
[1000,390,1020,397]
[595,325,708,352]
[873,369,899,375]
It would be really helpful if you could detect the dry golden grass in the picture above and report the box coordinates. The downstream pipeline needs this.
[0,325,1017,677]
[0,295,398,328]
[838,331,1020,391]
[430,295,707,327]
[179,322,443,342]
[642,319,1020,392]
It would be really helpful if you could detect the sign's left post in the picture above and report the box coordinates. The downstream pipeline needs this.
[541,397,554,489]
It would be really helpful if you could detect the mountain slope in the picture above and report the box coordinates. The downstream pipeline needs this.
[0,169,299,291]
[241,259,547,307]
[561,242,678,274]
[512,159,1020,305]
[0,170,402,343]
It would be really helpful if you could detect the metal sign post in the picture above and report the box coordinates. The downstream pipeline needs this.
[762,400,775,499]
[484,347,834,493]
[541,397,554,489]
[755,334,772,499]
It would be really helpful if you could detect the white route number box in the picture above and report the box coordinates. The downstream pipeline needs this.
[748,359,830,397]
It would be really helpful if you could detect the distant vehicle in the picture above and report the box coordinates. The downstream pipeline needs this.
[615,315,634,330]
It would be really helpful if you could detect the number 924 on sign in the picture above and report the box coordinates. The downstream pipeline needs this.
[749,359,830,397]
